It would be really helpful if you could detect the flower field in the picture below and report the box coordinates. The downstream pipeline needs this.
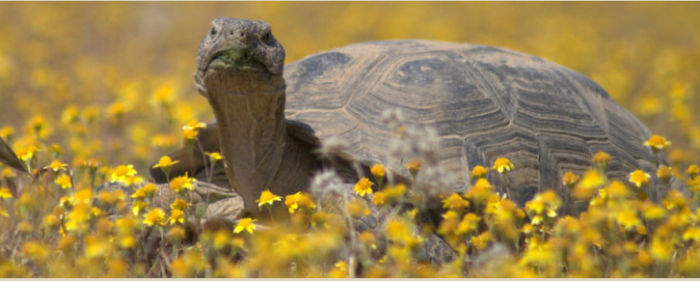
[1,2,700,277]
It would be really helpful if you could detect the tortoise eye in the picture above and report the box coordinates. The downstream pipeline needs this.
[210,27,217,36]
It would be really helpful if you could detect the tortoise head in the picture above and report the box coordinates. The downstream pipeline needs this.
[194,18,285,96]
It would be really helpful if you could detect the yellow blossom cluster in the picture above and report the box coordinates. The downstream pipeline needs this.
[1,2,700,278]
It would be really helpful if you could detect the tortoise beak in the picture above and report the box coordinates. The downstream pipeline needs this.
[197,38,284,75]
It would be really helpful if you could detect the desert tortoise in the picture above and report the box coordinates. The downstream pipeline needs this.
[152,17,673,218]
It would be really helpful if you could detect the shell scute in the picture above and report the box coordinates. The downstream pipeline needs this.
[281,40,673,208]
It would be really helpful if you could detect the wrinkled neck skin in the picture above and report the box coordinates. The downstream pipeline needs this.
[204,68,289,216]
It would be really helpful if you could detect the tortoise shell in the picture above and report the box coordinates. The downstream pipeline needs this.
[280,40,670,211]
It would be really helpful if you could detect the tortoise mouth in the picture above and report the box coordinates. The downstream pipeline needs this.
[208,48,268,73]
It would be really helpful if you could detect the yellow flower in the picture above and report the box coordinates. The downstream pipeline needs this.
[44,160,68,172]
[406,159,422,176]
[59,196,73,209]
[353,177,374,197]
[371,163,386,178]
[182,127,199,140]
[471,165,489,179]
[359,231,377,249]
[562,172,580,187]
[573,169,606,199]
[143,208,166,227]
[115,217,137,235]
[152,134,178,149]
[474,178,493,189]
[644,134,671,150]
[372,191,386,206]
[310,212,330,228]
[256,190,282,208]
[457,213,481,234]
[171,250,208,277]
[167,227,186,243]
[385,218,410,242]
[182,120,206,141]
[2,168,16,179]
[347,199,367,219]
[110,165,137,184]
[17,221,34,234]
[233,218,257,234]
[152,155,180,169]
[83,158,101,169]
[82,105,100,123]
[493,157,514,173]
[205,152,222,160]
[132,200,149,216]
[607,181,631,200]
[650,239,673,262]
[49,144,64,157]
[686,165,699,179]
[688,177,700,193]
[371,163,386,186]
[170,199,192,211]
[656,165,673,182]
[471,231,493,250]
[442,210,459,220]
[205,152,223,166]
[407,208,418,220]
[467,178,494,203]
[122,175,145,187]
[61,105,80,125]
[0,126,14,140]
[297,192,317,210]
[153,156,179,181]
[107,102,127,121]
[642,205,667,221]
[22,241,48,262]
[285,192,302,214]
[212,230,232,250]
[142,183,158,196]
[683,227,700,242]
[184,120,207,130]
[629,170,650,188]
[284,191,316,214]
[42,214,60,228]
[55,174,72,189]
[84,234,112,258]
[170,174,197,193]
[169,209,185,225]
[383,184,407,202]
[0,187,13,199]
[330,261,348,278]
[131,189,146,200]
[27,115,49,139]
[617,210,641,230]
[16,144,40,162]
[592,151,612,165]
[442,193,469,210]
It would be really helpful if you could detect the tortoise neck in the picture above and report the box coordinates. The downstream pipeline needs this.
[204,70,287,208]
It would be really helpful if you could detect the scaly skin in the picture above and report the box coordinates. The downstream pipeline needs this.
[191,18,321,219]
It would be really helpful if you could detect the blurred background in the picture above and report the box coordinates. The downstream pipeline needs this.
[0,2,698,175]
